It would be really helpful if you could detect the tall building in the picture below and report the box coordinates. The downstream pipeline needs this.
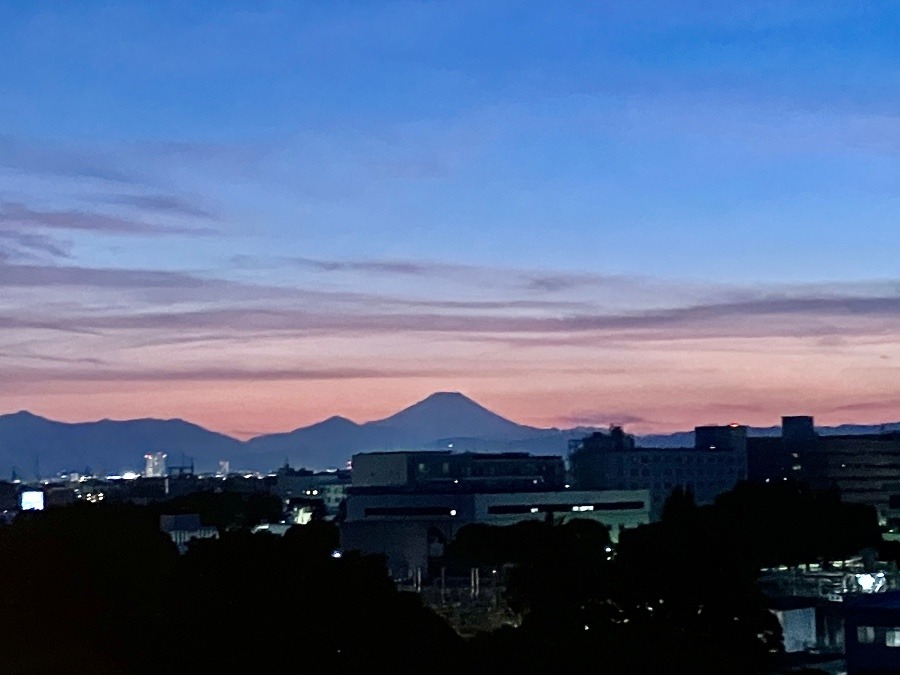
[144,452,167,478]
[568,424,748,520]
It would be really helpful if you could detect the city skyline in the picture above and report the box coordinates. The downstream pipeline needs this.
[2,2,899,436]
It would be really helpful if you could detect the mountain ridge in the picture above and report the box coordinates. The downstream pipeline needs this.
[2,393,898,477]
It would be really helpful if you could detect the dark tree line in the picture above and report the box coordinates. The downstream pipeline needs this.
[152,490,283,532]
[0,504,461,673]
[448,480,880,673]
[0,481,882,673]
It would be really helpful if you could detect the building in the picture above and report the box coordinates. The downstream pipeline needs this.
[159,513,218,553]
[274,466,350,519]
[844,591,900,674]
[749,416,900,520]
[351,450,566,492]
[569,424,748,520]
[144,452,167,478]
[341,451,649,579]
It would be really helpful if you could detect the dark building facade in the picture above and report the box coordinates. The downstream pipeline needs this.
[342,450,649,578]
[748,416,900,521]
[844,591,900,674]
[351,450,566,493]
[568,424,748,520]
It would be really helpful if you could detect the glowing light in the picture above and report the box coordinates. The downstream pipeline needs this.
[331,550,343,559]
[449,509,457,516]
[857,573,887,593]
[21,491,44,511]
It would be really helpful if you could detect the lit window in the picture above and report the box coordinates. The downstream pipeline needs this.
[858,626,875,644]
[886,629,900,647]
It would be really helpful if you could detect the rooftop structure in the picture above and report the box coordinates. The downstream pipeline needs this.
[351,450,565,493]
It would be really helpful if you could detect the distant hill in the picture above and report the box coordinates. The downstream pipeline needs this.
[0,411,243,478]
[2,394,898,478]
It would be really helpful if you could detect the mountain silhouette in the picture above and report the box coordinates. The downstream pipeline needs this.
[369,391,542,441]
[244,415,403,469]
[244,392,559,469]
[0,411,242,478]
[1,394,898,477]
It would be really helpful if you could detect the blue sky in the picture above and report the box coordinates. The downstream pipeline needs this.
[0,2,898,434]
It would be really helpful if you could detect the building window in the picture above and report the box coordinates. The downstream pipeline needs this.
[886,629,900,647]
[856,626,875,644]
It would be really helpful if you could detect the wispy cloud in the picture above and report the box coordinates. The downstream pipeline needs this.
[827,400,900,415]
[13,289,892,344]
[233,255,643,296]
[0,202,217,236]
[233,254,468,277]
[4,253,899,342]
[1,364,456,384]
[91,193,216,219]
[0,230,70,260]
[0,135,142,184]
[0,262,212,290]
[559,412,649,427]
[0,316,96,334]
[0,351,105,366]
[293,257,433,275]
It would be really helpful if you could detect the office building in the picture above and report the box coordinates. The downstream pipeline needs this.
[569,424,748,520]
[144,452,167,478]
[341,451,649,579]
[749,416,900,520]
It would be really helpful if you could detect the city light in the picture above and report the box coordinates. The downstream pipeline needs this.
[20,491,44,511]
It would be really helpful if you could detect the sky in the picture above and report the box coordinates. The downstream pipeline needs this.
[1,1,898,437]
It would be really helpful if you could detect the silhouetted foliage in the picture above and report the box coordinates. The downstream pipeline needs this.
[0,507,461,673]
[154,490,283,532]
[459,481,879,673]
[661,483,697,522]
[713,480,881,568]
[0,503,176,671]
[0,480,882,673]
